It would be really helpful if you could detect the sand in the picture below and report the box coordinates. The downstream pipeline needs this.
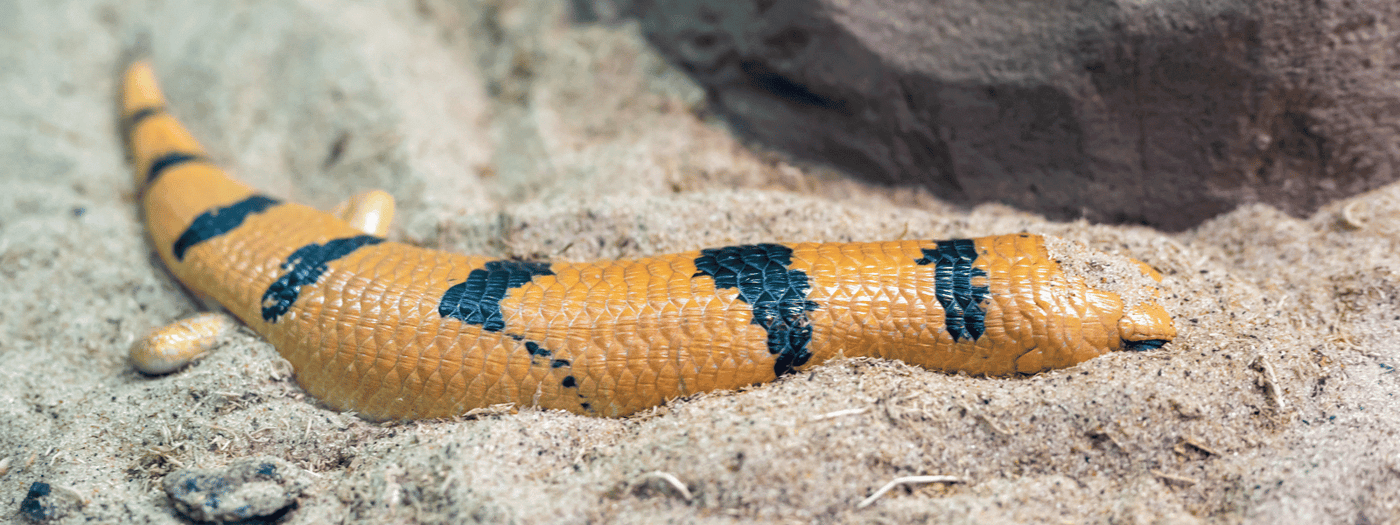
[1,0,1398,523]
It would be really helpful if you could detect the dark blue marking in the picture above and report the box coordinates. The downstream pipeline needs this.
[439,269,571,370]
[146,152,209,185]
[172,195,280,261]
[525,340,572,369]
[525,341,550,357]
[693,243,820,377]
[1125,339,1168,351]
[261,235,385,322]
[915,239,990,341]
[562,376,577,388]
[437,260,553,332]
[122,106,163,140]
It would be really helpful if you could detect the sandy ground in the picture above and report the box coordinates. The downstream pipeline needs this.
[2,0,1399,523]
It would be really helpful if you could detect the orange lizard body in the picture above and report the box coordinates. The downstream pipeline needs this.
[122,61,1175,419]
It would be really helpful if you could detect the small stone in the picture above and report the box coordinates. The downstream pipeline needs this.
[20,482,54,522]
[163,457,312,523]
[19,482,79,522]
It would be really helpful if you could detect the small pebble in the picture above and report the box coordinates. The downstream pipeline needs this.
[19,481,79,522]
[20,482,54,522]
[163,457,311,523]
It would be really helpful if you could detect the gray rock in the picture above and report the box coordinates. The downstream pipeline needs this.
[163,457,312,523]
[18,482,79,523]
[617,0,1400,230]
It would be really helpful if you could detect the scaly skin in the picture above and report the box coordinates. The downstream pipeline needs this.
[122,61,1176,419]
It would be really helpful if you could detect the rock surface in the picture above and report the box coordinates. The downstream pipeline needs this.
[622,0,1400,230]
[17,482,80,523]
[163,457,312,523]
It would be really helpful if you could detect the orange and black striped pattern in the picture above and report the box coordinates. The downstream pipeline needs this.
[122,61,1176,419]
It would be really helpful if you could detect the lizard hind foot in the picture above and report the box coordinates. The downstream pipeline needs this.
[130,312,240,375]
[331,189,395,237]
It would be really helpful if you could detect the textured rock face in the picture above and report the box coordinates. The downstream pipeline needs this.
[620,0,1400,230]
[163,457,312,523]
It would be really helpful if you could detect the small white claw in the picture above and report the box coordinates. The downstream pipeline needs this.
[130,312,239,375]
